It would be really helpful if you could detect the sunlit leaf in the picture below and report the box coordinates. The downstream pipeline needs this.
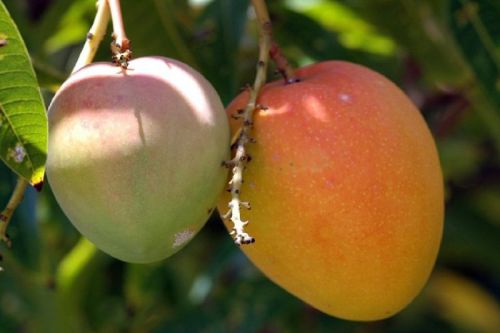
[270,6,399,80]
[343,0,468,85]
[284,0,396,55]
[35,0,88,52]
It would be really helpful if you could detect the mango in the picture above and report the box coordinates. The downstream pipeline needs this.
[48,56,229,263]
[219,61,444,320]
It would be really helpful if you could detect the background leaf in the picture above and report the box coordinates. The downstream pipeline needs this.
[193,0,249,103]
[447,0,500,155]
[342,0,468,85]
[449,0,500,104]
[0,1,47,185]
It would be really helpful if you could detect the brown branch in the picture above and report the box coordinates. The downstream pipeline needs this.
[73,0,131,71]
[72,0,111,73]
[0,178,28,249]
[222,0,273,245]
[108,0,132,68]
[270,41,300,84]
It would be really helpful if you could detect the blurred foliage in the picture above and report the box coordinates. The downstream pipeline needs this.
[1,0,499,332]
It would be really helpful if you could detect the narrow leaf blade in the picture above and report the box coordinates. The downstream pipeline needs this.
[0,1,48,186]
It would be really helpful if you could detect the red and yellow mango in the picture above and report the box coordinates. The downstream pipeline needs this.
[219,61,444,320]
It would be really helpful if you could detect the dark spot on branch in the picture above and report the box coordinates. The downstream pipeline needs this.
[240,154,252,162]
[86,32,94,40]
[240,154,251,162]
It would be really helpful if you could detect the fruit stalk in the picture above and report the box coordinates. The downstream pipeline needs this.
[222,0,273,245]
[108,0,132,67]
[269,41,299,84]
[108,0,128,50]
[72,0,110,73]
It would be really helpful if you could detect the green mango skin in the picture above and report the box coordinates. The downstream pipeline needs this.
[47,56,230,263]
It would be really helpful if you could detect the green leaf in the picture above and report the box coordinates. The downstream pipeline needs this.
[283,0,396,56]
[343,0,469,85]
[119,0,197,66]
[271,7,400,80]
[449,0,500,107]
[43,0,95,54]
[0,1,47,186]
[447,0,500,154]
[342,0,500,154]
[194,0,250,104]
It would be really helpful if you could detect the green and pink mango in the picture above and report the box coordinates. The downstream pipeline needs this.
[47,56,229,263]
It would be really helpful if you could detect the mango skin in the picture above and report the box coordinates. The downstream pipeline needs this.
[47,56,229,263]
[219,61,444,320]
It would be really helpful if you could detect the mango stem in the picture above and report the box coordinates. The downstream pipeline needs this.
[270,41,300,84]
[108,0,132,68]
[72,0,111,73]
[222,0,273,245]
